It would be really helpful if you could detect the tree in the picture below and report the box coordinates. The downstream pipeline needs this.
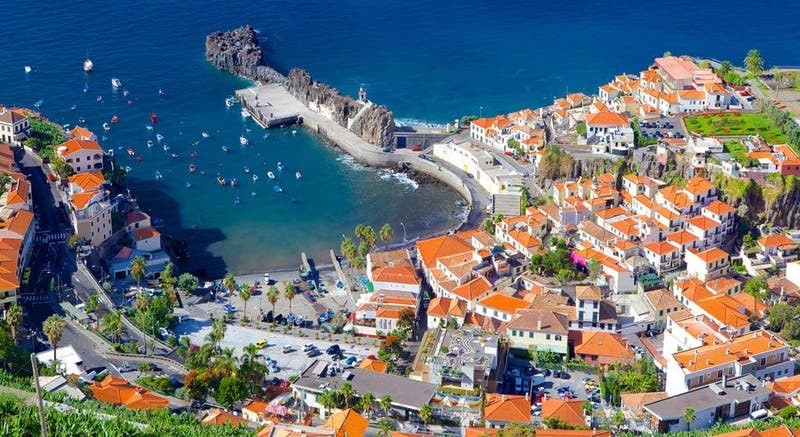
[212,348,238,376]
[663,51,672,57]
[130,256,147,290]
[581,400,593,415]
[184,370,209,403]
[340,237,357,262]
[213,376,248,409]
[206,319,227,351]
[266,285,279,314]
[718,60,732,76]
[159,263,177,290]
[698,60,712,70]
[683,407,696,431]
[85,294,100,314]
[43,315,66,362]
[339,382,356,409]
[284,284,297,313]
[418,403,433,428]
[587,258,602,282]
[318,389,338,416]
[5,304,22,345]
[611,411,625,431]
[744,275,769,300]
[239,286,252,321]
[377,418,396,437]
[50,156,74,179]
[358,392,377,418]
[223,273,237,295]
[102,310,123,344]
[379,394,392,417]
[744,49,764,77]
[379,224,393,243]
[397,308,415,332]
[176,273,199,294]
[555,268,574,285]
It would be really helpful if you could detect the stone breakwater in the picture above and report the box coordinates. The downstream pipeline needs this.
[206,25,394,147]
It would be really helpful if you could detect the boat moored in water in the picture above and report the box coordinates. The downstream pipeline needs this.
[295,171,302,179]
[252,174,259,182]
[267,171,275,180]
[24,66,32,74]
[277,162,284,171]
[111,78,122,88]
[240,136,248,145]
[226,97,236,107]
[127,148,135,156]
[217,175,226,186]
[83,57,93,72]
[189,164,196,172]
[103,123,110,131]
[222,145,230,152]
[230,178,238,187]
[273,184,283,193]
[150,113,158,123]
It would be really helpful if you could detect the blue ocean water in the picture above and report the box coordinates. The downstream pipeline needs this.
[1,1,798,276]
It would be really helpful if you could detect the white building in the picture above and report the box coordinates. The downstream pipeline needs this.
[433,139,522,195]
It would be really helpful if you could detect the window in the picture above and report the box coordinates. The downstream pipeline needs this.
[717,370,722,379]
[546,334,551,340]
[528,332,533,338]
[760,358,766,367]
[555,335,562,341]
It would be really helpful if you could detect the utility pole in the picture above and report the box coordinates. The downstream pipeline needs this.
[31,354,49,437]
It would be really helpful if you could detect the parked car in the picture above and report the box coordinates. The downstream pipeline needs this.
[317,314,328,324]
[307,349,322,358]
[223,304,235,313]
[303,343,316,351]
[326,344,341,355]
[282,345,295,353]
[255,338,268,349]
[119,362,134,373]
[411,146,422,152]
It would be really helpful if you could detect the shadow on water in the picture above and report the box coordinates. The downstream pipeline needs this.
[127,176,228,280]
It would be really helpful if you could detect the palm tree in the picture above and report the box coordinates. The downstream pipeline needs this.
[683,407,696,431]
[379,223,393,244]
[744,49,764,77]
[43,314,66,362]
[130,256,147,290]
[284,284,297,313]
[377,418,396,437]
[239,286,252,321]
[223,273,237,295]
[718,60,732,76]
[418,403,433,430]
[205,319,227,351]
[5,304,22,345]
[339,382,356,409]
[358,392,376,418]
[212,347,238,375]
[102,310,123,344]
[266,286,279,314]
[379,394,392,417]
[242,343,259,363]
[340,237,357,262]
[318,389,338,416]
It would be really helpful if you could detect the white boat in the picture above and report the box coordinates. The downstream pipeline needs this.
[145,125,153,131]
[154,171,163,180]
[124,166,132,172]
[252,174,259,182]
[147,140,153,148]
[201,131,209,138]
[243,166,250,173]
[83,57,93,73]
[239,136,248,145]
[241,109,251,118]
[225,97,236,107]
[263,133,270,139]
[267,171,275,180]
[107,149,114,157]
[295,171,302,179]
[69,105,77,111]
[24,66,32,74]
[163,144,170,151]
[122,89,130,97]
[156,133,164,142]
[291,130,297,135]
[111,78,122,88]
[102,122,110,131]
[185,181,192,188]
[222,145,230,152]
[231,178,238,187]
[277,162,284,171]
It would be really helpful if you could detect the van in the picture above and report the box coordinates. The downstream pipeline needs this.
[749,409,769,421]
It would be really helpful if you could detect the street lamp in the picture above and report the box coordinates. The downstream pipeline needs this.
[399,222,407,243]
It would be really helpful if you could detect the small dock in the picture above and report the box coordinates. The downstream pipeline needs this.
[236,85,301,128]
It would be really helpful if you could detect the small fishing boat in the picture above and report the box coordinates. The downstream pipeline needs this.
[185,181,192,188]
[33,100,43,108]
[241,109,250,118]
[252,174,259,182]
[78,117,86,123]
[189,164,196,172]
[277,162,284,171]
[222,145,230,152]
[190,151,198,157]
[230,178,238,187]
[147,140,153,148]
[69,105,77,111]
[124,166,132,172]
[150,113,158,124]
[107,149,114,157]
[103,122,111,131]
[163,144,170,151]
[245,128,251,133]
[83,57,93,73]
[291,129,297,135]
[96,95,103,102]
[111,115,118,124]
[217,176,226,186]
[111,78,122,88]
[24,66,32,74]
[234,196,240,205]
[273,184,283,193]
[239,136,248,146]
[243,166,250,174]
[136,156,142,163]
[283,131,288,136]
[154,171,163,180]
[122,89,130,97]
[263,133,270,139]
[295,171,302,179]
[156,133,164,142]
[225,97,236,107]
[267,171,275,180]
[158,88,165,97]
[170,153,179,159]
[145,125,153,131]
[201,131,209,138]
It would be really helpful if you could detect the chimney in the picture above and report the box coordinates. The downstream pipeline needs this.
[502,395,506,402]
[726,348,731,355]
[526,392,530,401]
[537,320,542,330]
[722,374,727,387]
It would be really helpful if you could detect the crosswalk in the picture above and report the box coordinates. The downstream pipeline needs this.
[19,294,49,303]
[35,232,67,243]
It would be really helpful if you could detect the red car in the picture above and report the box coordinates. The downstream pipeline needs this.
[504,151,513,156]
[48,173,56,182]
[411,146,422,152]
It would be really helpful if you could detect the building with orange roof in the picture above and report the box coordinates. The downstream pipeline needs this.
[0,108,30,147]
[426,296,467,329]
[68,125,97,141]
[685,215,724,249]
[241,399,271,423]
[757,233,798,266]
[542,398,586,428]
[643,288,684,330]
[0,143,17,174]
[642,240,682,274]
[482,393,531,428]
[685,247,730,282]
[654,56,699,89]
[665,330,793,395]
[499,308,569,354]
[67,171,105,193]
[132,226,162,253]
[0,208,34,310]
[321,409,368,437]
[537,431,611,437]
[68,186,112,247]
[446,275,493,310]
[55,138,104,173]
[358,357,388,373]
[767,374,800,409]
[715,426,800,437]
[90,375,169,410]
[202,408,252,427]
[573,331,635,366]
[0,173,31,217]
[585,110,635,155]
[475,292,531,323]
[366,248,421,294]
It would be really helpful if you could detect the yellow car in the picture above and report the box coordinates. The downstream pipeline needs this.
[255,339,268,349]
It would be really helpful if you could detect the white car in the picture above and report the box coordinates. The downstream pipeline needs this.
[263,273,270,283]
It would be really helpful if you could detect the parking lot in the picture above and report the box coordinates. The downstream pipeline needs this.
[639,116,685,140]
[174,322,378,380]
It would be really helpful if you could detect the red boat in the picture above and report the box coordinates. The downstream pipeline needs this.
[127,148,136,156]
[189,164,196,172]
[150,113,158,123]
[111,115,118,124]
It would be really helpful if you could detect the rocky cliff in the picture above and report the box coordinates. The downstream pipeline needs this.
[206,26,394,147]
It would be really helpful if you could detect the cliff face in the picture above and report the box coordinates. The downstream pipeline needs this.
[286,68,395,147]
[206,26,394,147]
[205,25,285,84]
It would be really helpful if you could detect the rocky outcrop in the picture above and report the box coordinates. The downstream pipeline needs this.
[206,26,395,147]
[205,25,285,84]
[286,68,395,147]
